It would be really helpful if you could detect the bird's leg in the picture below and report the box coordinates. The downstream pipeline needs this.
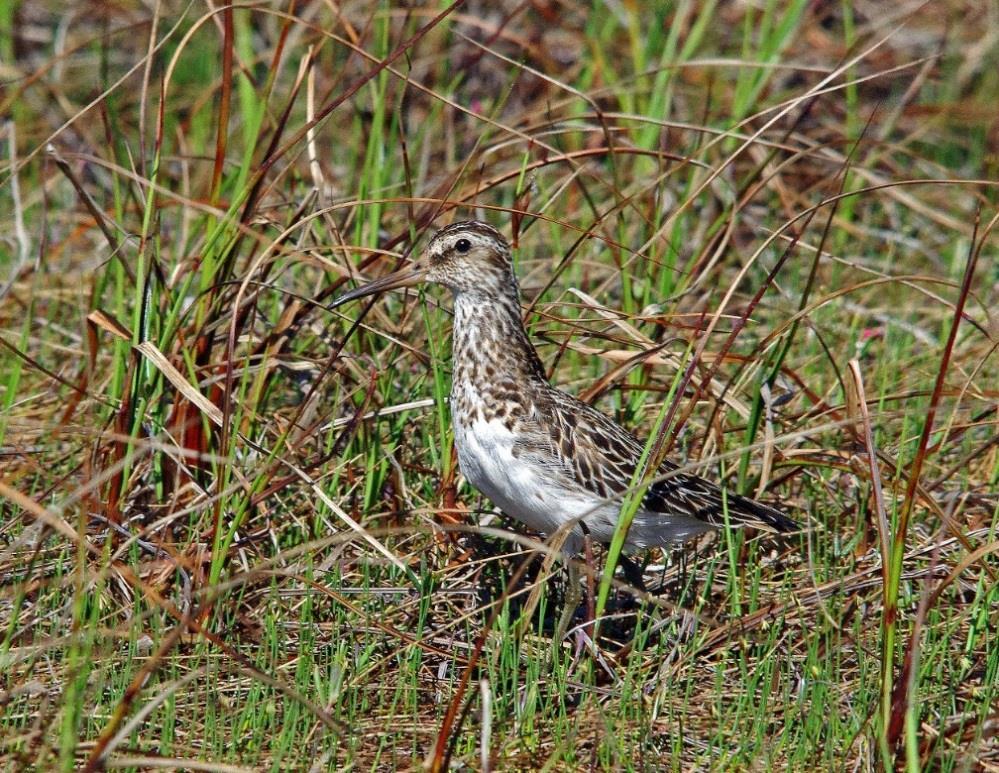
[677,546,689,604]
[556,559,581,642]
[556,522,596,653]
[581,524,596,647]
[618,554,648,594]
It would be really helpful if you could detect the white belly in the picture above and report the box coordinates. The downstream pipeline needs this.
[452,414,614,552]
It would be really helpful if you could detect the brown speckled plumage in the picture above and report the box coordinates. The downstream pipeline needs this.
[333,221,797,554]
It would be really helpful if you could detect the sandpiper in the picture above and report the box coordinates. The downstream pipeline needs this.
[331,221,796,561]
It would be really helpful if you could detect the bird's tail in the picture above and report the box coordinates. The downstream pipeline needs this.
[727,492,798,533]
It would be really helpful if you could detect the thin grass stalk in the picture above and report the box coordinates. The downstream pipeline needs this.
[209,5,233,206]
[879,212,984,763]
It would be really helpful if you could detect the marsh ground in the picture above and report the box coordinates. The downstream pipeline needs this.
[1,1,997,769]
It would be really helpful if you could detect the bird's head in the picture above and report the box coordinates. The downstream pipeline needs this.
[329,220,516,309]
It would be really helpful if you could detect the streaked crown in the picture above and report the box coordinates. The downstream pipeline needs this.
[423,221,516,297]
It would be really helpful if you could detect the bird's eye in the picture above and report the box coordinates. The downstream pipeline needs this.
[455,238,471,253]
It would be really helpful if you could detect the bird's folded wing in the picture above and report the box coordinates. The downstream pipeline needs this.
[513,390,796,533]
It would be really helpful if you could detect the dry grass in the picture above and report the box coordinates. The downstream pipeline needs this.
[1,1,998,770]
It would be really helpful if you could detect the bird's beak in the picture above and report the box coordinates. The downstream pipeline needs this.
[328,265,428,309]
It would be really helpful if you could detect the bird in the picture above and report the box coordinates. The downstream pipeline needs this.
[331,220,796,566]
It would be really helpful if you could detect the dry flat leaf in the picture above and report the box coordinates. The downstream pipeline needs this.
[755,381,777,500]
[87,309,133,342]
[567,287,653,344]
[134,341,224,428]
[0,480,85,546]
[843,357,865,440]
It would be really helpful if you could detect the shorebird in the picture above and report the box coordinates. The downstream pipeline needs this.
[331,221,796,567]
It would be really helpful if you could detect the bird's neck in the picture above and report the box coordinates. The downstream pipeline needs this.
[451,290,547,392]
